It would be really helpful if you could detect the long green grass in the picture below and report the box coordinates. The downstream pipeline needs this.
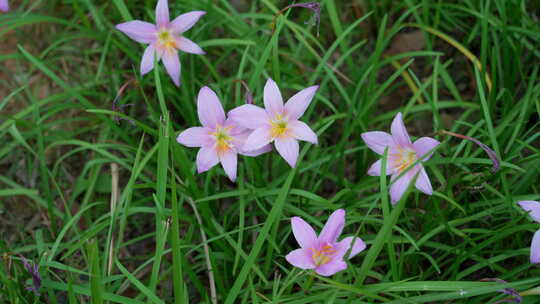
[1,0,540,303]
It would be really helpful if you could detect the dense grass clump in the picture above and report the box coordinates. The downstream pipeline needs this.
[1,0,540,303]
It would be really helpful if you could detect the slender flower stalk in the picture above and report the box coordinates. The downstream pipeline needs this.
[229,78,319,168]
[517,200,540,264]
[361,113,440,204]
[176,87,271,182]
[285,209,366,276]
[0,0,9,12]
[115,0,205,86]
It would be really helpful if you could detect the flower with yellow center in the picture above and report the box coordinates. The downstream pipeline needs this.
[115,0,206,86]
[362,112,441,204]
[177,86,271,182]
[228,78,320,168]
[285,209,367,276]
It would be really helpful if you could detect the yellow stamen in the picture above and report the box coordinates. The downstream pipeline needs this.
[392,147,417,173]
[157,29,177,53]
[269,114,290,139]
[210,126,233,156]
[310,244,336,266]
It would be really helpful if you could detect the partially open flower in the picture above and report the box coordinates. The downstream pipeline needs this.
[285,209,366,276]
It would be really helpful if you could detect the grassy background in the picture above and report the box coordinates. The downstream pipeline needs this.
[1,0,540,303]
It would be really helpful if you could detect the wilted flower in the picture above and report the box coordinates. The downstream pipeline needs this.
[177,86,271,181]
[517,200,540,263]
[285,209,366,276]
[116,0,205,86]
[361,113,440,204]
[229,78,319,168]
[21,257,41,295]
[0,0,8,12]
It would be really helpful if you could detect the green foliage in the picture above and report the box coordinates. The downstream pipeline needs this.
[1,0,539,303]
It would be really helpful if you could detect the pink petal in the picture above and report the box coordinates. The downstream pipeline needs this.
[140,44,156,75]
[236,130,272,156]
[197,86,226,128]
[264,78,284,116]
[413,137,440,161]
[243,126,272,151]
[391,112,412,147]
[170,11,206,34]
[531,229,540,264]
[196,146,219,173]
[367,159,393,176]
[116,21,157,44]
[274,137,299,168]
[291,217,317,248]
[415,167,433,195]
[337,236,366,259]
[284,85,319,120]
[219,150,238,182]
[518,201,540,223]
[162,51,181,86]
[318,209,345,244]
[315,259,347,276]
[390,173,413,205]
[228,104,269,130]
[240,145,272,157]
[285,249,315,270]
[155,0,169,26]
[361,131,395,155]
[176,127,212,147]
[0,0,9,12]
[176,36,205,55]
[290,120,317,144]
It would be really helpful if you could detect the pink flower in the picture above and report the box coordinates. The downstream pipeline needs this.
[285,209,366,276]
[517,200,540,264]
[115,0,205,86]
[228,78,319,168]
[176,87,271,182]
[0,0,8,12]
[361,113,440,204]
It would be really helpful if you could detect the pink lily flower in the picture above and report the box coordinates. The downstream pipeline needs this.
[115,0,205,86]
[0,0,8,12]
[176,87,271,182]
[285,209,366,276]
[361,113,440,204]
[517,200,540,264]
[228,78,319,168]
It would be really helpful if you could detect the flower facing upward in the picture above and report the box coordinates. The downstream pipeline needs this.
[228,78,319,168]
[361,113,440,204]
[176,87,271,182]
[115,0,205,86]
[517,200,540,264]
[0,0,8,12]
[285,209,366,276]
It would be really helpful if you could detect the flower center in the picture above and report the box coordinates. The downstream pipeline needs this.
[270,114,289,139]
[210,125,233,156]
[310,244,336,266]
[392,147,417,173]
[157,28,177,53]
